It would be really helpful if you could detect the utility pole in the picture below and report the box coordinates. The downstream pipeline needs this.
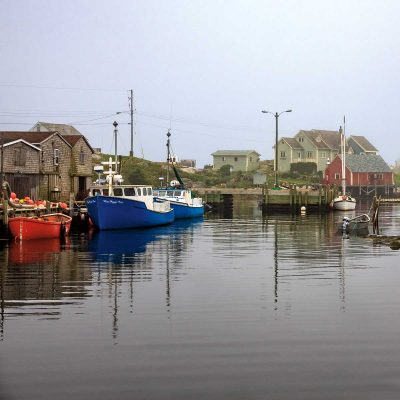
[129,89,134,157]
[261,109,292,189]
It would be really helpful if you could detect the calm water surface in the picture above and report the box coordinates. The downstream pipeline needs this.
[1,202,400,400]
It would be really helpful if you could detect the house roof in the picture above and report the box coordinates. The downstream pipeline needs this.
[32,122,82,136]
[281,137,303,149]
[211,150,260,156]
[296,129,341,150]
[0,131,72,147]
[62,134,94,153]
[344,154,392,173]
[349,135,378,153]
[2,138,41,151]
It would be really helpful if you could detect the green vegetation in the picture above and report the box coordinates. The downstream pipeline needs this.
[394,173,400,186]
[96,155,326,188]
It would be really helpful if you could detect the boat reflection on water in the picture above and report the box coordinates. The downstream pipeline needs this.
[8,238,68,265]
[88,217,204,266]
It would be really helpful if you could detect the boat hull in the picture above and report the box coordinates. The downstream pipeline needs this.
[170,201,204,219]
[85,196,174,230]
[8,214,72,240]
[332,196,356,211]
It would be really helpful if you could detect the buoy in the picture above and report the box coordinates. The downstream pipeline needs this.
[301,206,306,213]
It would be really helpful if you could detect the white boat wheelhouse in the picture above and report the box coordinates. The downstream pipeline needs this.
[153,188,203,207]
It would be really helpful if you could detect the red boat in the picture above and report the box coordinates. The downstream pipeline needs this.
[8,213,72,240]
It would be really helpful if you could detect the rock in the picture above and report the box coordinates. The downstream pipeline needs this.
[389,239,400,250]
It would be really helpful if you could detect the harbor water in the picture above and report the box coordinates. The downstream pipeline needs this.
[1,202,400,400]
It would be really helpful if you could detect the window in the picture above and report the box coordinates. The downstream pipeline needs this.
[335,173,340,180]
[54,149,59,166]
[124,188,136,196]
[14,147,27,166]
[93,189,101,196]
[158,190,166,196]
[103,189,109,196]
[234,157,238,162]
[297,151,302,159]
[79,147,85,164]
[222,156,226,162]
[321,152,326,158]
[167,190,174,196]
[142,188,148,195]
[136,188,142,196]
[147,188,152,196]
[307,151,313,158]
[280,151,286,158]
[113,188,123,196]
[298,137,304,143]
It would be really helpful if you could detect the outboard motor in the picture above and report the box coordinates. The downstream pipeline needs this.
[342,217,350,232]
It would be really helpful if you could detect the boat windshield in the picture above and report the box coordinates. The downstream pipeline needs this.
[124,187,135,196]
[113,188,123,196]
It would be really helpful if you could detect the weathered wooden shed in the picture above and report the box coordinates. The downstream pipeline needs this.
[1,131,72,200]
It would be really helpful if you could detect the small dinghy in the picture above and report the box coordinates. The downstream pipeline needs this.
[341,214,370,235]
[8,213,72,240]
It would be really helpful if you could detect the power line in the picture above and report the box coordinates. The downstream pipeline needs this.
[0,83,126,92]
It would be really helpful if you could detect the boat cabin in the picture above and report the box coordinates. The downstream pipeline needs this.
[153,188,203,207]
[89,185,153,198]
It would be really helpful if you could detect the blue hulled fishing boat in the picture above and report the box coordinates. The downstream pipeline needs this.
[154,130,204,219]
[85,122,174,230]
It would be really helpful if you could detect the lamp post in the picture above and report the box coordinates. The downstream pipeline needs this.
[261,109,292,189]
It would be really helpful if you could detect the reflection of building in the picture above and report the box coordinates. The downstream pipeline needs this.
[3,239,92,305]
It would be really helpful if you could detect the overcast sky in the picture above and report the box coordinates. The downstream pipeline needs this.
[1,0,400,167]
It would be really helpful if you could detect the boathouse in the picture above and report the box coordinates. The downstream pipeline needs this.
[324,154,394,195]
[0,129,94,201]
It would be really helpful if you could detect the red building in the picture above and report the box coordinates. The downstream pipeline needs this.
[324,154,394,194]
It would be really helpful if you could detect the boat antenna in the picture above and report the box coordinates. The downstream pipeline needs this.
[166,129,171,186]
[113,121,118,170]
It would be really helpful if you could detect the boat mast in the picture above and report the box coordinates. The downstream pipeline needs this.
[166,129,171,186]
[341,116,346,195]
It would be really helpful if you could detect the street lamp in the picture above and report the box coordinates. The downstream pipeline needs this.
[261,109,292,189]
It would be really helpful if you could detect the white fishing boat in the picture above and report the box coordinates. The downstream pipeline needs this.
[331,119,356,211]
[153,130,204,219]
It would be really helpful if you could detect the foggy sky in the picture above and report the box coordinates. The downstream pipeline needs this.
[1,0,400,167]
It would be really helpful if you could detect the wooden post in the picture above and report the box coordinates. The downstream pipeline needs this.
[2,197,8,226]
[69,193,75,217]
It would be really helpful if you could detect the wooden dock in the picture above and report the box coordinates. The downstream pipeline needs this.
[195,185,338,211]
